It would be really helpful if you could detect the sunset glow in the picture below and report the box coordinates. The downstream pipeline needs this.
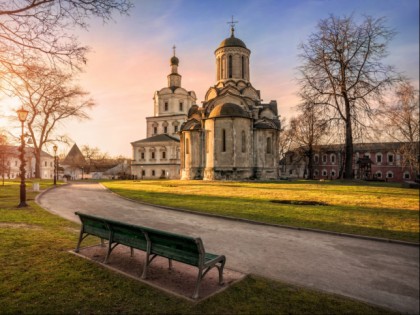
[1,0,418,157]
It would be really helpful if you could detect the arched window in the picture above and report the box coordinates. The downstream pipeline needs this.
[228,55,233,78]
[217,57,220,80]
[185,138,189,154]
[386,171,393,178]
[241,131,246,153]
[403,171,410,179]
[266,137,272,154]
[221,55,226,78]
[222,129,226,152]
[162,151,166,159]
[241,56,245,79]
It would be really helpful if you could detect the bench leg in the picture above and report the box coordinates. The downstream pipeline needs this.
[218,257,226,285]
[141,253,157,280]
[130,247,134,257]
[75,228,86,253]
[192,268,203,299]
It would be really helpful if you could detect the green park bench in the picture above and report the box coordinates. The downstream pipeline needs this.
[74,211,226,299]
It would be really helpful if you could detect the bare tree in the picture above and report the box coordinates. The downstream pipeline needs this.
[289,103,328,179]
[380,81,419,176]
[5,65,94,178]
[298,14,399,179]
[81,144,109,173]
[0,133,13,185]
[0,0,132,79]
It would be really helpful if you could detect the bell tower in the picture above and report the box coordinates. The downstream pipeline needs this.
[168,45,181,88]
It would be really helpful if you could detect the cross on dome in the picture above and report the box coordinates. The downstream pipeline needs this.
[172,45,176,56]
[227,15,238,37]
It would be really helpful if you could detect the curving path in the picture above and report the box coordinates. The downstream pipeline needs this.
[37,182,419,314]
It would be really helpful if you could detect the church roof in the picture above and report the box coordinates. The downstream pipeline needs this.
[208,103,250,119]
[217,35,247,49]
[131,134,180,145]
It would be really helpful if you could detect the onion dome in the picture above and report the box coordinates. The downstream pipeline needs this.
[170,55,179,66]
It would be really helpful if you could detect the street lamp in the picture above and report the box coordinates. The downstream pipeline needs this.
[17,107,29,208]
[53,145,57,185]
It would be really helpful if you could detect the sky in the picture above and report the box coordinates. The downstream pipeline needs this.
[1,0,419,157]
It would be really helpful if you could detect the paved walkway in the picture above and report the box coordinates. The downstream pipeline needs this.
[37,182,419,314]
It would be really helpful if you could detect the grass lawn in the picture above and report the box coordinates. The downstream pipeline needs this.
[102,179,420,243]
[0,180,398,314]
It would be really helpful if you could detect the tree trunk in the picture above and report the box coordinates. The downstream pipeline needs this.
[34,147,41,179]
[307,146,314,180]
[344,98,354,180]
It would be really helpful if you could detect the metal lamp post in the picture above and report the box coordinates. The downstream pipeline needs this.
[17,107,29,208]
[53,145,57,185]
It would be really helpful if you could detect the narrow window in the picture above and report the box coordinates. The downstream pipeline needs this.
[164,102,168,111]
[377,154,382,163]
[206,131,210,153]
[404,172,410,179]
[228,55,233,78]
[164,126,168,133]
[45,161,47,167]
[151,152,155,159]
[222,129,226,152]
[217,58,220,80]
[141,152,145,159]
[142,170,145,176]
[186,138,189,154]
[322,155,327,163]
[152,170,155,176]
[221,56,225,78]
[241,56,245,79]
[153,127,157,134]
[388,154,394,163]
[266,137,272,154]
[162,170,165,176]
[241,131,246,153]
[179,102,183,111]
[162,151,166,159]
[174,126,178,133]
[331,154,336,164]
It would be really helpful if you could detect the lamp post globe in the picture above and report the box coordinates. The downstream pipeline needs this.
[17,107,29,208]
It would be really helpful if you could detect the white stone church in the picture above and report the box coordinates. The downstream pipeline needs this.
[131,48,197,179]
[131,24,281,180]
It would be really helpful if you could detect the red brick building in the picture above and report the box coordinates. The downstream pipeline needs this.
[280,142,419,183]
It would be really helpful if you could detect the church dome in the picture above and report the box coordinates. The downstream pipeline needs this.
[170,56,179,65]
[209,103,249,119]
[218,35,247,49]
